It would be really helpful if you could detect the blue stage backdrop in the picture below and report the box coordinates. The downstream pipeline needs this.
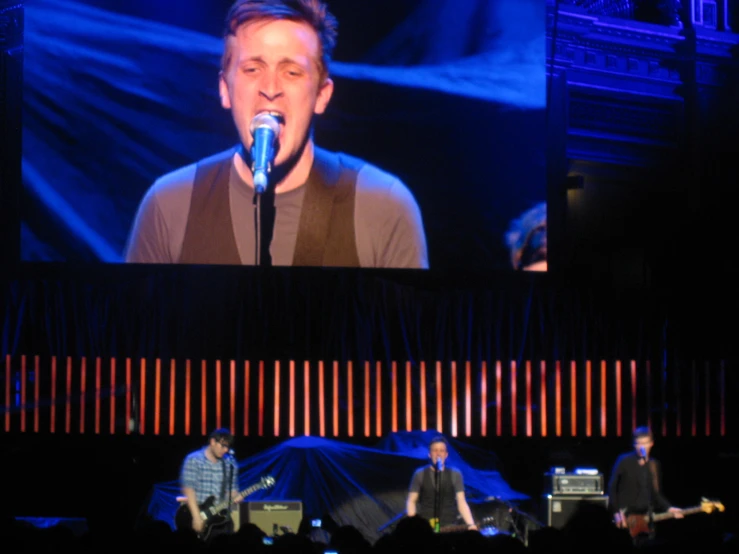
[22,0,546,270]
[146,430,528,543]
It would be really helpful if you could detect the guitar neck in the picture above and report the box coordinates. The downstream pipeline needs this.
[652,505,702,522]
[211,483,262,514]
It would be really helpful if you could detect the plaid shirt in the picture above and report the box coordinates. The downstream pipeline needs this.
[180,447,239,504]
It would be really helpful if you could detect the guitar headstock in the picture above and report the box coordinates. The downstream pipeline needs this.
[260,475,276,489]
[700,498,725,514]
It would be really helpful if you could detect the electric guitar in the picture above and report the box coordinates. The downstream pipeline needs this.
[429,516,496,533]
[623,498,724,538]
[175,475,275,540]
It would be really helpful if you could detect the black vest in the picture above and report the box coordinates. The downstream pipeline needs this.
[179,147,361,266]
[417,467,459,527]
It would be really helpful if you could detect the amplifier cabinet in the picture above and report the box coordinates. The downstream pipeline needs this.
[240,500,303,536]
[542,495,609,529]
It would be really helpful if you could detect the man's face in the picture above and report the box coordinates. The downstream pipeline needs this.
[210,438,232,459]
[634,436,653,458]
[429,441,448,467]
[219,19,334,174]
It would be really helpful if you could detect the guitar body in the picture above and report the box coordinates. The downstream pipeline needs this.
[175,496,232,541]
[174,475,276,541]
[624,514,652,538]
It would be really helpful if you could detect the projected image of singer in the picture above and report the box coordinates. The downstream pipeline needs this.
[124,0,428,268]
[406,436,478,532]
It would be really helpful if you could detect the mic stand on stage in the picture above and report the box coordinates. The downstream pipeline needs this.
[433,465,441,533]
[488,496,544,547]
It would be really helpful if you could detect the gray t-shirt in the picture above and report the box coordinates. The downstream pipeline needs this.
[124,150,428,269]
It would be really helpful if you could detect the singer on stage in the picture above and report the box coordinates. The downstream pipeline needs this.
[179,428,240,537]
[406,436,477,531]
[608,426,683,542]
[124,0,427,268]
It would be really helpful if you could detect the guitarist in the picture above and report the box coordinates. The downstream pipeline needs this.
[405,435,478,532]
[608,426,683,544]
[180,428,241,539]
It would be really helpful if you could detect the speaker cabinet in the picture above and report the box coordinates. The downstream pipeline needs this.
[240,500,303,536]
[542,495,609,529]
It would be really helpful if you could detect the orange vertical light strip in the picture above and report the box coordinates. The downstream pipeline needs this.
[154,358,161,436]
[705,361,710,437]
[230,361,236,434]
[720,360,725,436]
[510,361,517,437]
[525,360,532,437]
[21,355,26,432]
[406,361,413,432]
[600,360,607,437]
[52,356,58,433]
[4,354,10,432]
[375,361,382,436]
[615,360,622,437]
[391,361,398,432]
[365,361,371,437]
[585,360,592,437]
[347,361,354,437]
[66,356,72,434]
[184,359,191,436]
[244,361,251,436]
[465,361,471,437]
[215,360,222,429]
[34,356,40,433]
[79,357,86,434]
[555,361,561,437]
[570,361,577,437]
[420,361,428,432]
[125,358,131,436]
[95,357,101,434]
[333,361,339,437]
[436,361,443,433]
[630,361,637,431]
[289,360,295,437]
[170,360,176,436]
[304,360,310,436]
[318,360,325,437]
[110,358,116,435]
[480,361,487,437]
[139,358,146,435]
[451,361,458,437]
[691,361,697,438]
[258,361,265,436]
[201,360,207,436]
[540,361,547,438]
[274,361,281,437]
[496,361,502,437]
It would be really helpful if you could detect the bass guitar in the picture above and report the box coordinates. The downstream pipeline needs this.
[623,498,724,538]
[175,475,275,540]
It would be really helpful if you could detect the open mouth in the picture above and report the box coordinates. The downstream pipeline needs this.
[257,110,285,126]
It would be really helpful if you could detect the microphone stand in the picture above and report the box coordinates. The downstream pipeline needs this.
[488,496,544,547]
[433,464,441,533]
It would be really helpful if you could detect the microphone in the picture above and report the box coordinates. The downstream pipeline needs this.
[638,446,647,459]
[249,113,280,194]
[436,458,443,472]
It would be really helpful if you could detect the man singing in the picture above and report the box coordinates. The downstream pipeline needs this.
[406,435,477,531]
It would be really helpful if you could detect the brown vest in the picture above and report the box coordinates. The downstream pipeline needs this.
[179,147,361,267]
